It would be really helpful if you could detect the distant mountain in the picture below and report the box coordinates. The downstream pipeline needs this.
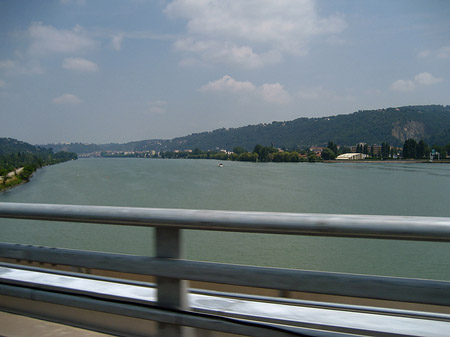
[43,105,450,154]
[0,137,77,163]
[164,105,450,151]
[42,140,168,154]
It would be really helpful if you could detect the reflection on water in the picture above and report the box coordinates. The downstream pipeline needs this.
[0,158,449,280]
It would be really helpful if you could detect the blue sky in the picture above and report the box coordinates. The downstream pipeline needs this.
[0,0,449,144]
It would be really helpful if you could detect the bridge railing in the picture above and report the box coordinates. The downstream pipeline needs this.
[1,202,450,337]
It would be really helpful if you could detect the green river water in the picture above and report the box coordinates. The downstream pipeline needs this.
[1,158,449,280]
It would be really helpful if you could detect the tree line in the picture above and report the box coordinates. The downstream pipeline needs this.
[322,139,450,160]
[1,138,77,190]
[103,137,450,163]
[159,145,322,162]
[158,138,450,163]
[402,139,449,159]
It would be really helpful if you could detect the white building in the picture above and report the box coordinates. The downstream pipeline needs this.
[336,153,369,160]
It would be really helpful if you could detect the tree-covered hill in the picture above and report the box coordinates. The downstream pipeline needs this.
[44,105,450,153]
[0,138,40,156]
[0,138,77,189]
[156,105,450,151]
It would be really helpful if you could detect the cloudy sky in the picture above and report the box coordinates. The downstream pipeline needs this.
[0,0,449,144]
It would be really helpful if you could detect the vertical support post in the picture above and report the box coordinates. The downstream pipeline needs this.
[155,227,189,337]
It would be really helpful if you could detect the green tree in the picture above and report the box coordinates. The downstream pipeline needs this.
[252,144,278,162]
[253,144,263,157]
[327,141,338,156]
[1,174,9,186]
[19,165,36,181]
[321,148,336,160]
[233,146,245,155]
[288,152,300,162]
[307,153,318,162]
[381,142,391,159]
[363,144,369,155]
[238,152,258,162]
[259,146,270,162]
[229,153,238,161]
[416,140,426,159]
[403,139,417,159]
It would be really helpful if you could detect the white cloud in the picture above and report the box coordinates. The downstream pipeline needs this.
[62,57,98,72]
[0,79,6,88]
[390,72,443,92]
[261,83,291,104]
[52,93,82,104]
[418,46,450,59]
[390,79,416,92]
[414,72,442,86]
[0,23,95,75]
[112,34,124,51]
[200,75,290,104]
[165,0,346,68]
[200,75,256,92]
[29,22,96,56]
[174,38,281,68]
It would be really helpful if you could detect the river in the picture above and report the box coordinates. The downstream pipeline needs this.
[1,158,449,280]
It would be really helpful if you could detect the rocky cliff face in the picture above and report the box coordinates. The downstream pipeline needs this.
[391,120,426,142]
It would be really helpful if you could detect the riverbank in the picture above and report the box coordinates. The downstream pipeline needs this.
[0,167,24,182]
[0,167,28,192]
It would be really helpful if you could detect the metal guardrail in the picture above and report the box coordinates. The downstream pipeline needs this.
[1,202,450,336]
[1,202,450,241]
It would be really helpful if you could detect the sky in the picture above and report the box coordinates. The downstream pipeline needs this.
[0,0,449,145]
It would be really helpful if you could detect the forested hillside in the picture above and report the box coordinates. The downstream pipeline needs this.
[0,138,77,190]
[165,105,450,151]
[44,105,450,153]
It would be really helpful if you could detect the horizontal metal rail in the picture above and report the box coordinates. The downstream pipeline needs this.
[2,244,450,306]
[2,202,450,336]
[0,284,305,337]
[1,202,450,241]
[3,262,449,322]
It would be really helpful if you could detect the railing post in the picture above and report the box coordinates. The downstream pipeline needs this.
[155,227,189,337]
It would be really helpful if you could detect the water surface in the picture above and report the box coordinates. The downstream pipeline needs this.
[1,158,449,280]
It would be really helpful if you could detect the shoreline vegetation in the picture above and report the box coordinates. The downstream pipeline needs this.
[2,135,450,191]
[102,139,450,164]
[0,138,77,192]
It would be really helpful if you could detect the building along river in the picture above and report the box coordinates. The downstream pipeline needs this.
[1,158,449,280]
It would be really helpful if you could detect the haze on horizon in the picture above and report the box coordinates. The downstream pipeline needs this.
[0,0,449,145]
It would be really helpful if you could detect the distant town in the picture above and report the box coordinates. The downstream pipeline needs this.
[82,139,448,163]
